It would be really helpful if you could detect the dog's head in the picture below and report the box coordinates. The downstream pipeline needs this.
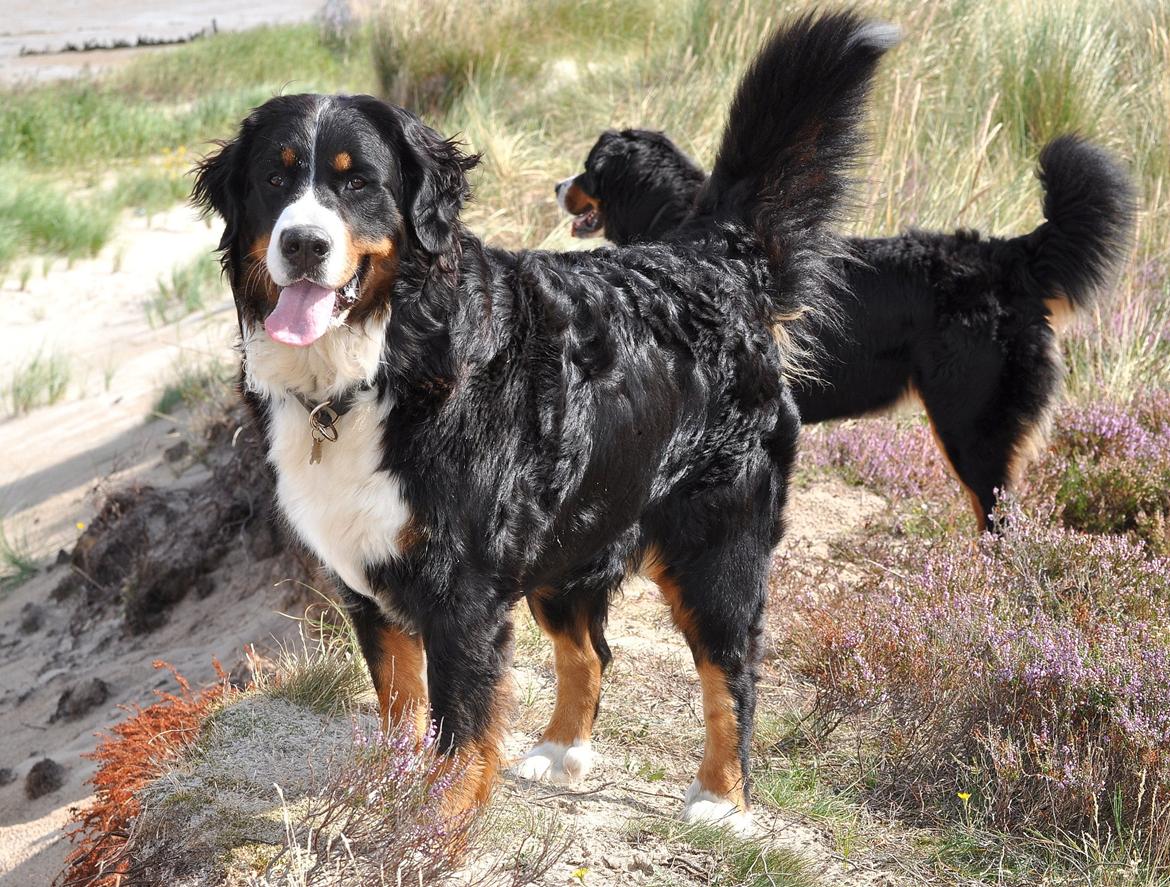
[193,94,476,347]
[554,129,706,246]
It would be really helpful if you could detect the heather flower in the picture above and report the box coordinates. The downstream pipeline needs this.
[1038,393,1170,555]
[774,505,1170,854]
[799,416,951,501]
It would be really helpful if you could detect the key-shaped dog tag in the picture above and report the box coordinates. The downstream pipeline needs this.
[308,401,340,465]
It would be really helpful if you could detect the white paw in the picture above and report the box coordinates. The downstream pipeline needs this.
[680,780,754,837]
[512,739,595,784]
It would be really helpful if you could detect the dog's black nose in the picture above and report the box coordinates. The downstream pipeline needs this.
[280,226,331,273]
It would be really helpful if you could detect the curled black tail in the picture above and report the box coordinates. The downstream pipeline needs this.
[698,11,899,316]
[1026,135,1136,314]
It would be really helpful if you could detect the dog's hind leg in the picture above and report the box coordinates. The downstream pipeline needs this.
[514,576,616,784]
[922,418,1001,532]
[344,589,428,736]
[644,541,768,836]
[922,401,1042,533]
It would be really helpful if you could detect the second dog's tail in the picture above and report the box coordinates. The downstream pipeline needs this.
[697,11,899,317]
[1020,135,1136,320]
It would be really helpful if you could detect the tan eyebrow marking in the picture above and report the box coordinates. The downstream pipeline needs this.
[332,151,352,173]
[281,146,296,168]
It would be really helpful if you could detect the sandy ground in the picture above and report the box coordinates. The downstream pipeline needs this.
[0,0,322,84]
[0,206,311,885]
[0,204,227,554]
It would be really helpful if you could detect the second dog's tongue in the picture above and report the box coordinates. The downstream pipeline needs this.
[265,282,336,346]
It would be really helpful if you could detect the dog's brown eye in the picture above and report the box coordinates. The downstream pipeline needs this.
[268,173,285,188]
[347,176,367,191]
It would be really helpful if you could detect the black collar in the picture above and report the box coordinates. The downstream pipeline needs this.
[290,383,371,423]
[290,383,373,464]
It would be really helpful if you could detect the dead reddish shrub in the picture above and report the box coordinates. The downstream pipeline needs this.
[56,661,234,887]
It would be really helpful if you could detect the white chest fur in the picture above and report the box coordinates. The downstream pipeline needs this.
[243,319,411,601]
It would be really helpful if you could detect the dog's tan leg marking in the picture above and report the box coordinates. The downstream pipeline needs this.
[515,592,601,783]
[370,625,428,737]
[646,549,752,833]
[438,673,508,816]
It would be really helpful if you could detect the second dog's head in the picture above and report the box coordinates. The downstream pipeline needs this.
[194,94,477,348]
[555,129,706,246]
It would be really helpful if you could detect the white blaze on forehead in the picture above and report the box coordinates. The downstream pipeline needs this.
[265,97,351,289]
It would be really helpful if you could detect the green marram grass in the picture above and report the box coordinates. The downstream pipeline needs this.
[0,518,39,590]
[8,349,71,415]
[629,817,821,887]
[1,0,1164,401]
[253,603,372,716]
[146,253,226,326]
[151,354,232,418]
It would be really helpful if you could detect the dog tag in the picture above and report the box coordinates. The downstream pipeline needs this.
[307,401,340,465]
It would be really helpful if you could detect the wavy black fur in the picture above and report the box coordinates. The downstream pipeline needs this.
[559,130,1136,529]
[192,12,894,812]
[693,11,901,326]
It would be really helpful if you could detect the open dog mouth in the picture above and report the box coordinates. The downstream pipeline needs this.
[264,256,370,347]
[571,206,603,238]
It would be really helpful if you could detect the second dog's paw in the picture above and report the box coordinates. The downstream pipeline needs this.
[513,740,595,784]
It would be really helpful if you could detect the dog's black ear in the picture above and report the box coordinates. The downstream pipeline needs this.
[357,97,479,254]
[192,133,251,258]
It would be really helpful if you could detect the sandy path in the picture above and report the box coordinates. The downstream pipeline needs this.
[504,479,892,886]
[0,205,230,553]
[0,205,306,885]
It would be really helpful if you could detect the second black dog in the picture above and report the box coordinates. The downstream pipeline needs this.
[556,131,1136,529]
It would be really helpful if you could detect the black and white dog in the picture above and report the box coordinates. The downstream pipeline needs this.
[558,133,1136,530]
[193,11,896,826]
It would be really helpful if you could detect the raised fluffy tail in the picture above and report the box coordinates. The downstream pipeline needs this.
[1025,135,1136,316]
[697,11,899,312]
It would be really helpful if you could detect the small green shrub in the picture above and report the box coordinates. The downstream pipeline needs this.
[152,356,231,418]
[146,254,224,326]
[628,818,820,887]
[9,349,70,414]
[0,519,38,590]
[1039,394,1170,555]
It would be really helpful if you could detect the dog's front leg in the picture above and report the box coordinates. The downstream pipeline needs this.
[422,600,514,812]
[342,588,429,737]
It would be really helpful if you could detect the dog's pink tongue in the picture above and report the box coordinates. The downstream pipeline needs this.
[265,282,337,346]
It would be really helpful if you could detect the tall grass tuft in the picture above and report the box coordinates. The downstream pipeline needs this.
[9,349,71,415]
[995,5,1122,154]
[0,518,39,590]
[370,0,687,115]
[151,354,232,419]
[0,174,116,262]
[255,602,372,716]
[146,253,224,326]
